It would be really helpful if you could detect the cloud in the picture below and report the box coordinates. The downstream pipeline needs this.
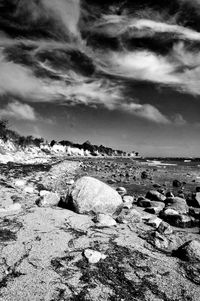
[42,0,81,38]
[0,101,37,121]
[173,113,187,126]
[126,19,200,41]
[56,80,170,124]
[15,0,81,39]
[90,14,200,41]
[178,0,200,8]
[97,42,200,96]
[100,50,180,85]
[0,49,174,124]
[42,77,170,124]
[119,103,171,124]
[53,80,122,107]
[0,54,45,98]
[170,43,200,95]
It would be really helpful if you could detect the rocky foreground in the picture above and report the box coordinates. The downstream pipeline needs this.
[0,159,199,300]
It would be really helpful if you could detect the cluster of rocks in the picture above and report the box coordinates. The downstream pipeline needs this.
[35,175,200,264]
[81,159,144,185]
[137,188,200,229]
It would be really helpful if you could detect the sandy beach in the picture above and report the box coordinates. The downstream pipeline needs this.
[0,157,199,300]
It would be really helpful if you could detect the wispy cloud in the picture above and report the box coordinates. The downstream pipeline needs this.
[42,0,81,38]
[0,54,45,98]
[90,14,200,41]
[96,42,200,97]
[173,113,187,126]
[171,43,200,95]
[0,101,36,121]
[100,50,180,85]
[0,49,177,125]
[119,103,171,124]
[126,19,200,41]
[15,0,81,40]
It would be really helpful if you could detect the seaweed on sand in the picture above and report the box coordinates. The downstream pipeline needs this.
[51,240,183,301]
[0,162,52,178]
[0,217,23,242]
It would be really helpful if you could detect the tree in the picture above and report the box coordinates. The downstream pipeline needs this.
[50,140,56,147]
[33,138,44,147]
[0,119,9,141]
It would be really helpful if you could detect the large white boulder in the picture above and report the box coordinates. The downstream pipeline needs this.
[67,176,123,214]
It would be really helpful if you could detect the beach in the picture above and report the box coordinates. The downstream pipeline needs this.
[0,157,199,300]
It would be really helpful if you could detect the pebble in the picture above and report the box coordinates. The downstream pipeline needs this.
[24,186,35,194]
[116,187,127,196]
[157,221,173,235]
[0,203,22,213]
[84,249,107,264]
[123,195,134,203]
[173,180,182,187]
[15,179,26,187]
[146,217,162,228]
[36,192,60,207]
[93,213,117,227]
[66,179,75,185]
[39,190,51,197]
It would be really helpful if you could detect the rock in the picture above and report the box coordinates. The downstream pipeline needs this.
[123,196,134,209]
[165,197,188,214]
[162,209,194,228]
[36,192,60,207]
[123,202,132,209]
[116,187,127,196]
[161,208,180,225]
[144,231,182,254]
[146,217,162,228]
[163,208,180,216]
[137,197,151,208]
[11,195,23,202]
[93,213,117,227]
[66,177,122,214]
[153,183,161,188]
[144,201,165,215]
[23,186,35,194]
[66,179,75,185]
[146,190,166,202]
[141,171,148,179]
[175,215,194,228]
[123,195,134,203]
[157,188,166,195]
[0,200,22,213]
[84,249,107,264]
[190,193,200,208]
[107,179,116,184]
[173,179,182,187]
[39,190,51,197]
[166,191,174,198]
[157,221,173,235]
[116,208,142,224]
[175,240,200,262]
[15,179,26,187]
[189,207,200,219]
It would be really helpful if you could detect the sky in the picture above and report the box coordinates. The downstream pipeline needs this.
[0,0,200,156]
